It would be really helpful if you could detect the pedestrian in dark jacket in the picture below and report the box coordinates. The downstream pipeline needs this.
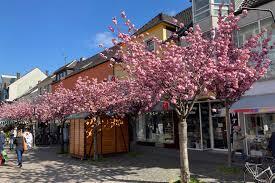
[14,130,24,168]
[268,131,275,158]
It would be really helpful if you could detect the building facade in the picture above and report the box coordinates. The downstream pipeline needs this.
[230,0,275,156]
[0,74,17,101]
[5,68,47,101]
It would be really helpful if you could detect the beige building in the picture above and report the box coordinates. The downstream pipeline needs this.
[6,68,47,101]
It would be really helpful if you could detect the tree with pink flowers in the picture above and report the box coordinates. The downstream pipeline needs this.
[35,84,75,153]
[70,77,153,159]
[104,6,272,182]
[0,100,34,124]
[210,8,273,167]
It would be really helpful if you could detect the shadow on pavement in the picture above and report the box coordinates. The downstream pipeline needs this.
[0,145,244,183]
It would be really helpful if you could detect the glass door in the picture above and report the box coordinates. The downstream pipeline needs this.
[211,102,227,149]
[187,103,201,149]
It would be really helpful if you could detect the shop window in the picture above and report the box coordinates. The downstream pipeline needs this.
[187,103,201,149]
[200,103,211,149]
[245,113,274,155]
[136,111,175,144]
[245,113,274,136]
[211,102,227,149]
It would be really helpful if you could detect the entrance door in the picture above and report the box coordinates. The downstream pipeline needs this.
[212,116,227,149]
[211,102,228,149]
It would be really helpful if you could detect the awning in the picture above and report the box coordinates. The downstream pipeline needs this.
[230,93,275,113]
[66,112,91,120]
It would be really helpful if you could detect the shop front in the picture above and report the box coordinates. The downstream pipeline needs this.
[231,93,275,156]
[136,100,230,151]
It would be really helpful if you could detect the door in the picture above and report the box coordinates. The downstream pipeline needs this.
[211,102,227,149]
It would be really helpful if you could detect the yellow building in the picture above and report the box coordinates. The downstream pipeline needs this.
[114,7,193,79]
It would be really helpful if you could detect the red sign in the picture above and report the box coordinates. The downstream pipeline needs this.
[162,101,169,110]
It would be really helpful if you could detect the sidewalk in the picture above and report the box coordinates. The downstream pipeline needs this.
[0,145,244,183]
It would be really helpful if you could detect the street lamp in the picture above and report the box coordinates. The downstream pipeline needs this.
[242,7,275,29]
[32,107,36,148]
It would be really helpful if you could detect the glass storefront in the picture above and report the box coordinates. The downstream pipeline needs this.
[211,102,228,149]
[245,113,275,156]
[136,101,228,150]
[187,104,201,149]
[137,111,175,144]
[200,103,211,149]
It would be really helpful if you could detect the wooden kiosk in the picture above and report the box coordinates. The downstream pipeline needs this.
[67,113,129,159]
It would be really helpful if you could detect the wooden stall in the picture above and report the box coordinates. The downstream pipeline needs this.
[68,113,129,159]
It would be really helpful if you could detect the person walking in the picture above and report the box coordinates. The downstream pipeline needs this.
[14,130,25,168]
[0,130,6,165]
[0,130,5,152]
[9,128,15,150]
[231,126,246,162]
[268,124,275,158]
[24,129,33,150]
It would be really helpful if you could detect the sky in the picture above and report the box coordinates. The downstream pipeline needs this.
[0,0,191,76]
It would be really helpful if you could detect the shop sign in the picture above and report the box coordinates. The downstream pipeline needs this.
[162,101,169,110]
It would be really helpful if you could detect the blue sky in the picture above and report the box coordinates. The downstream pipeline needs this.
[0,0,191,76]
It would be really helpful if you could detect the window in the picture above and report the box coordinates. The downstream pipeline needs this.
[194,11,210,23]
[187,103,201,149]
[245,113,274,155]
[238,18,275,78]
[214,0,230,4]
[260,18,275,77]
[238,22,259,47]
[146,39,155,52]
[213,9,229,16]
[194,0,209,13]
[136,111,175,144]
[193,0,210,23]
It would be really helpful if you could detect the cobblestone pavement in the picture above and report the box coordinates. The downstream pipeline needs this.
[0,145,244,183]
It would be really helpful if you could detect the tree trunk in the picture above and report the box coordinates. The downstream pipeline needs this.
[33,123,36,148]
[225,101,232,167]
[178,118,190,183]
[93,116,100,161]
[60,121,65,154]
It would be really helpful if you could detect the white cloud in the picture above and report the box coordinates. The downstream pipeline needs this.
[90,32,114,49]
[166,10,177,16]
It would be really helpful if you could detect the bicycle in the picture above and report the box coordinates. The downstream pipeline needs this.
[244,161,273,182]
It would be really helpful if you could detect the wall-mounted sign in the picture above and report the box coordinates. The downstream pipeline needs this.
[162,101,169,110]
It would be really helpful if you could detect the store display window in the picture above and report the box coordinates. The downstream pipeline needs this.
[200,102,211,149]
[187,103,201,149]
[245,113,275,156]
[137,111,175,144]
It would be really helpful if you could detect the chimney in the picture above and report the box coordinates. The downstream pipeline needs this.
[45,70,49,76]
[16,72,20,79]
[79,57,86,62]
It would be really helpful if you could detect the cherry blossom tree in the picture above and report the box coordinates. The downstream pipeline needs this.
[210,7,273,166]
[0,100,34,124]
[103,6,272,182]
[35,84,75,153]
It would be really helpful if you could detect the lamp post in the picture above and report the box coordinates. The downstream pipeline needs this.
[242,7,275,28]
[33,107,36,148]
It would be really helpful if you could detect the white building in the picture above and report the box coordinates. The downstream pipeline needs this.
[6,68,47,101]
[230,0,275,156]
